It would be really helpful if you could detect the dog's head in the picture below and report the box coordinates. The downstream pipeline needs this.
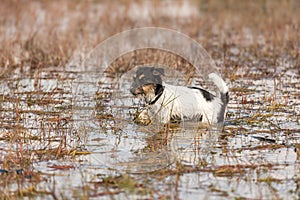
[130,67,164,104]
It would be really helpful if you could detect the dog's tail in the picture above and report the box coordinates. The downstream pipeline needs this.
[208,73,229,105]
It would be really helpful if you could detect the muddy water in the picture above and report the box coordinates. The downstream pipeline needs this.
[0,62,299,199]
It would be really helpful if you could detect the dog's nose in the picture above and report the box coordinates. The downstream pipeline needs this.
[130,87,136,95]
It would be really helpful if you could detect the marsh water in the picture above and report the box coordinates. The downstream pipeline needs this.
[0,0,299,199]
[0,56,299,200]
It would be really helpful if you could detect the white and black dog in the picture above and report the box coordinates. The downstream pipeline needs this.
[130,66,229,125]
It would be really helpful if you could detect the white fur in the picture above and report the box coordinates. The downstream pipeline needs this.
[147,84,218,124]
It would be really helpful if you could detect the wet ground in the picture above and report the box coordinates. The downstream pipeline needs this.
[0,1,300,199]
[0,50,299,199]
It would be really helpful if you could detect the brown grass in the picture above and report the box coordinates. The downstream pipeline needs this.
[0,0,299,74]
[0,0,299,199]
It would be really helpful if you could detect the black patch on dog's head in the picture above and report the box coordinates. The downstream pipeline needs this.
[130,66,164,96]
[188,87,215,101]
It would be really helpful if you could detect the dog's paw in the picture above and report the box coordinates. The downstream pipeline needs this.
[134,109,151,125]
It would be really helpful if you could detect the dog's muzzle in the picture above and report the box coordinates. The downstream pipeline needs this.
[130,84,143,96]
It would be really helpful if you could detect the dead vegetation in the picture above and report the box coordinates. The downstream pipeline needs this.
[0,0,299,73]
[0,0,299,199]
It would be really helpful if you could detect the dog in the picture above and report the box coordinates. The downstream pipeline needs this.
[130,66,229,125]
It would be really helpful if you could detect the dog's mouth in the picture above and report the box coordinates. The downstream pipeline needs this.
[130,84,155,96]
[130,86,144,96]
[130,84,159,105]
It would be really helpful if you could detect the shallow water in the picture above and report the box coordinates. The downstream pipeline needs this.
[0,61,299,199]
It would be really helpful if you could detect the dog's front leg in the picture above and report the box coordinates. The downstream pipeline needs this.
[152,103,173,124]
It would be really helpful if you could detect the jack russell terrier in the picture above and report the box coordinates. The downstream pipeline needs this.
[130,66,229,125]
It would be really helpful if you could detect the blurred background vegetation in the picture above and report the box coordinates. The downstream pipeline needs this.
[0,0,298,73]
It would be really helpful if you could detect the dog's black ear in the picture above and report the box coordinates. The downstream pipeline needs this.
[153,68,164,76]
